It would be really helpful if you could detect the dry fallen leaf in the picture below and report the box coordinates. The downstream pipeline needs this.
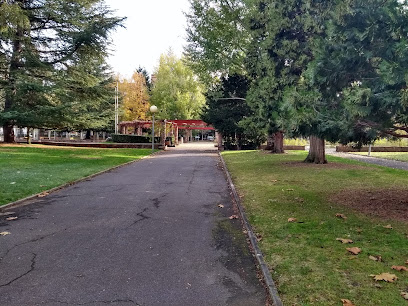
[271,179,278,182]
[229,215,239,220]
[0,232,11,236]
[217,204,224,208]
[336,238,354,244]
[341,299,355,306]
[383,224,393,229]
[336,213,347,220]
[370,273,398,282]
[347,247,361,255]
[369,255,382,262]
[6,217,18,221]
[401,292,408,300]
[391,265,408,272]
[38,191,49,198]
[288,218,297,223]
[286,188,294,191]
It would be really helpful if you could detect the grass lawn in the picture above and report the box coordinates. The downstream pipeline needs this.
[0,144,153,206]
[222,150,408,306]
[353,152,408,162]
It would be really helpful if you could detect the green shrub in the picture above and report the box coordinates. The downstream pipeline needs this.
[112,134,160,143]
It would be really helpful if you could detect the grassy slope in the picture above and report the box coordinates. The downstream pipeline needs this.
[354,152,408,162]
[0,145,152,206]
[223,150,408,306]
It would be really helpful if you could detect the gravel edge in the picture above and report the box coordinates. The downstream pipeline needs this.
[219,152,283,306]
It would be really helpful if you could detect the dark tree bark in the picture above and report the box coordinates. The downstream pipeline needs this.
[3,27,22,143]
[217,131,223,151]
[2,124,15,143]
[266,131,284,153]
[26,127,32,144]
[85,130,91,139]
[304,135,327,164]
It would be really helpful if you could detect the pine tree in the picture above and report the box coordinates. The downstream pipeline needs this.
[245,0,333,154]
[0,0,124,142]
[284,0,408,162]
[202,74,263,149]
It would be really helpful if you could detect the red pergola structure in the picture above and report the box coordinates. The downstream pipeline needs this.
[167,120,214,130]
[118,119,215,146]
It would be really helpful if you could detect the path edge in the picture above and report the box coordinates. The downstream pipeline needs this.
[219,152,283,306]
[0,153,157,211]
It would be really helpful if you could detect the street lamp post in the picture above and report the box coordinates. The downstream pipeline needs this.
[150,105,158,152]
[114,82,119,134]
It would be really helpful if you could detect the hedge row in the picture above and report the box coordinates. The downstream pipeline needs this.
[112,134,161,144]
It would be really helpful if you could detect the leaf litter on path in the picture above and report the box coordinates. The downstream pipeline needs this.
[38,191,49,198]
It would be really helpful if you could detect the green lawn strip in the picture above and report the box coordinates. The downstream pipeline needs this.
[353,152,408,162]
[222,150,408,305]
[0,145,153,206]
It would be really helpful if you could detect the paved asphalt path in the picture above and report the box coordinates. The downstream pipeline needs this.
[329,151,408,171]
[0,143,266,306]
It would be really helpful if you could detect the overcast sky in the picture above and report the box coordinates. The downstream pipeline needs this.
[104,0,191,78]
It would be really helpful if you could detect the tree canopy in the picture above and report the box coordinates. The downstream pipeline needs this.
[0,0,124,141]
[150,50,205,120]
[184,0,251,85]
[119,71,150,122]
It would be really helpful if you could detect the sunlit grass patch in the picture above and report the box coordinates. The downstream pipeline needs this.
[223,150,408,305]
[0,145,152,206]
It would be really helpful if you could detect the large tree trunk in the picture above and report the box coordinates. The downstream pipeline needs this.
[217,131,223,151]
[266,131,284,153]
[2,28,22,144]
[27,127,32,144]
[2,124,15,143]
[304,136,327,164]
[85,130,91,139]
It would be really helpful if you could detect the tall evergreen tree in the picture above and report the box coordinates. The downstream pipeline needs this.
[284,0,408,163]
[245,0,332,154]
[136,66,152,91]
[0,0,124,142]
[202,74,264,149]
